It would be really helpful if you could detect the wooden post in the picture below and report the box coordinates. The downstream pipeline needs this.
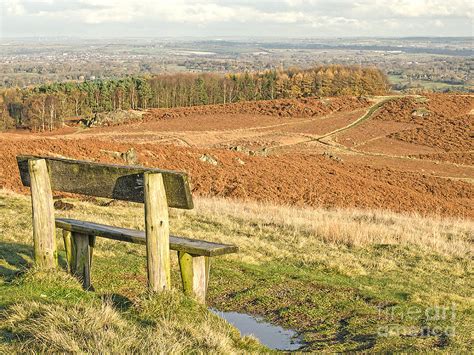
[144,172,171,292]
[28,158,56,268]
[89,235,96,267]
[63,231,94,276]
[72,232,93,290]
[62,229,75,273]
[178,251,210,304]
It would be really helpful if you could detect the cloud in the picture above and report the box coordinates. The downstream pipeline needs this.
[381,0,473,18]
[2,0,473,36]
[9,0,355,26]
[4,0,26,16]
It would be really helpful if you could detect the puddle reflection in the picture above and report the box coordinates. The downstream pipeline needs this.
[211,309,304,351]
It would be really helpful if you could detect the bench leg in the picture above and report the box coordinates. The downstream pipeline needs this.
[89,235,96,268]
[71,232,94,290]
[178,252,210,304]
[62,230,75,273]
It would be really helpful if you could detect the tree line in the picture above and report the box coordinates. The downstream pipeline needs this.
[1,65,389,131]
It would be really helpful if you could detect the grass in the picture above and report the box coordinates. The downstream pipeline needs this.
[0,189,473,352]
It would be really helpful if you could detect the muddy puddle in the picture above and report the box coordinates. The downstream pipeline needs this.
[210,309,304,351]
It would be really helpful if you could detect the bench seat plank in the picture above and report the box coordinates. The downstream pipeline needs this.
[56,218,237,257]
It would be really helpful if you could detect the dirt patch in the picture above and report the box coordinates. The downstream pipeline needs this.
[356,137,440,156]
[284,108,367,136]
[215,133,306,152]
[336,121,417,148]
[107,114,310,133]
[80,99,372,150]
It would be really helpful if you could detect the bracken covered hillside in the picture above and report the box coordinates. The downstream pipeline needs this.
[1,94,472,218]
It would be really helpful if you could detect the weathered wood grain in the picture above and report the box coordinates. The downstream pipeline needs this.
[178,251,210,304]
[28,158,57,268]
[89,235,96,268]
[72,232,93,290]
[192,255,210,304]
[178,251,194,297]
[62,229,75,273]
[144,172,171,292]
[55,218,238,257]
[17,155,193,209]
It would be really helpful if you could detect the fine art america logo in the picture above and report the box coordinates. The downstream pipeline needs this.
[377,303,456,338]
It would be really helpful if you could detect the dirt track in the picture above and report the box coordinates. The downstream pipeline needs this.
[338,94,474,163]
[1,94,473,218]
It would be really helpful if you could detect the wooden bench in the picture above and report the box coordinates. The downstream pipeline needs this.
[17,155,237,303]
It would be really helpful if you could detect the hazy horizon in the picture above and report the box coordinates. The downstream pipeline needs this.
[1,35,473,40]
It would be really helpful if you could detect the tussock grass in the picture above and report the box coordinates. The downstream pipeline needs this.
[170,197,473,279]
[1,189,473,352]
[2,291,252,353]
[191,197,473,257]
[0,269,260,353]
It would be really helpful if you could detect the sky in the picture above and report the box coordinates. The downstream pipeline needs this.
[1,0,473,38]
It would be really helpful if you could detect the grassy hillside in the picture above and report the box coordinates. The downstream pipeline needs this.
[0,190,473,352]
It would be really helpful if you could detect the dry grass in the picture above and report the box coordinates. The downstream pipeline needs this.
[169,197,473,280]
[0,270,260,353]
[190,197,474,257]
[1,188,472,277]
[3,189,471,259]
[3,295,249,353]
[1,191,264,353]
[1,189,473,352]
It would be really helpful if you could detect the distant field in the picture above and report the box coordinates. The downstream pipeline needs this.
[388,74,471,91]
[1,191,473,352]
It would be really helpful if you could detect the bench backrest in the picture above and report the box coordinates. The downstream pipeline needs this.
[17,155,193,209]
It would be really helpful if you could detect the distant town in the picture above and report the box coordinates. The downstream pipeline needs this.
[1,37,472,92]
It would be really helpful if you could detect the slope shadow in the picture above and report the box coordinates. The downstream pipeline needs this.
[0,241,68,282]
[0,241,33,282]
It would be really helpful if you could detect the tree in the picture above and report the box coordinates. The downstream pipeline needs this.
[194,77,208,105]
[0,65,389,131]
[24,93,47,131]
[137,78,152,109]
[0,95,15,130]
